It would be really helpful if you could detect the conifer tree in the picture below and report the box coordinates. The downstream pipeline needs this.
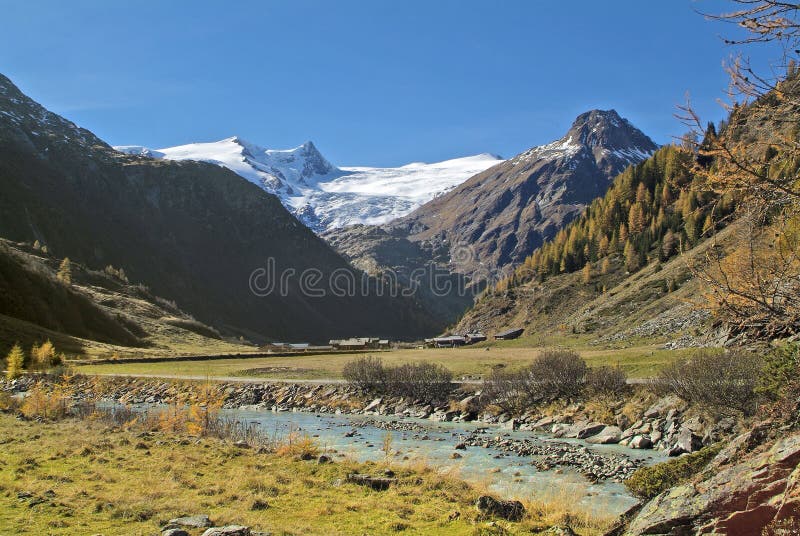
[57,258,72,285]
[582,263,592,284]
[5,344,24,380]
[624,240,640,272]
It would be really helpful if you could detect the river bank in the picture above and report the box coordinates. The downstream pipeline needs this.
[2,374,732,475]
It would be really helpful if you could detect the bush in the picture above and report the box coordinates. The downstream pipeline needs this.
[342,357,454,402]
[757,342,799,400]
[527,349,587,401]
[654,349,762,415]
[483,349,588,412]
[586,365,628,396]
[386,362,453,402]
[482,367,530,414]
[342,356,387,393]
[624,444,722,500]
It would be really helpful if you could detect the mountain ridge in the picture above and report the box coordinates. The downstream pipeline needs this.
[115,138,503,231]
[0,72,440,343]
[325,109,657,325]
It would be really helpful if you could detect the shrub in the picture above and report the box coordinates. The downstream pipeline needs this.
[527,349,587,401]
[757,342,799,400]
[342,357,454,402]
[483,350,588,412]
[654,349,762,415]
[482,367,530,414]
[275,432,320,460]
[386,361,453,402]
[586,365,628,396]
[342,356,387,393]
[624,444,722,500]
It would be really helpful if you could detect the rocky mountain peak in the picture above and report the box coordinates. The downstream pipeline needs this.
[567,109,658,163]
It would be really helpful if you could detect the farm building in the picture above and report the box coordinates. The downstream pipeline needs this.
[329,337,389,350]
[494,328,524,340]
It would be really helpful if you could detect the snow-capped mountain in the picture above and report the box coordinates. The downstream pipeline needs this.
[115,138,502,231]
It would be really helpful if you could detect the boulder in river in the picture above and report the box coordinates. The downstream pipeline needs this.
[587,426,622,445]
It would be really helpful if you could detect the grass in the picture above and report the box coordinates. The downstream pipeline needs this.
[0,413,613,535]
[75,342,696,381]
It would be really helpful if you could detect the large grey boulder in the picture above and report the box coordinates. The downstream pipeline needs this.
[576,422,607,439]
[587,426,622,445]
[629,435,652,449]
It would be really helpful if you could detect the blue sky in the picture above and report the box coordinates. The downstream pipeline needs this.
[0,0,782,166]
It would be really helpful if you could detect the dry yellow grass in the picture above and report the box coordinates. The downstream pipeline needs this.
[0,414,614,535]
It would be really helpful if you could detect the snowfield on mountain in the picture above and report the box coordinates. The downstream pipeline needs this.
[115,138,502,231]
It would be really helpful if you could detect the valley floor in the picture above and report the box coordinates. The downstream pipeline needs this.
[0,413,611,535]
[75,337,695,381]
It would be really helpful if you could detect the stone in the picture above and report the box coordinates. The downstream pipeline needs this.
[576,422,607,440]
[616,414,631,430]
[363,398,382,412]
[162,530,190,536]
[545,526,577,535]
[669,427,704,456]
[201,526,250,536]
[168,515,213,528]
[454,442,467,450]
[475,495,525,521]
[450,452,462,459]
[586,426,622,445]
[625,431,800,535]
[629,435,652,449]
[317,454,332,464]
[501,418,518,431]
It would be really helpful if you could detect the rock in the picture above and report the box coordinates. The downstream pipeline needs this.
[545,526,577,535]
[346,473,395,491]
[363,398,382,412]
[454,442,467,450]
[669,427,704,456]
[168,515,213,528]
[450,452,462,459]
[475,495,525,521]
[317,454,332,464]
[162,530,190,536]
[576,422,607,440]
[586,426,622,445]
[625,430,800,535]
[616,414,631,430]
[233,440,249,448]
[201,526,250,536]
[629,435,652,449]
[501,418,518,431]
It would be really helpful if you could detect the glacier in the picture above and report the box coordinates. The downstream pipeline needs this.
[115,137,501,231]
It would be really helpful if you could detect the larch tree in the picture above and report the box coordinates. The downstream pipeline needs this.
[57,258,72,285]
[5,344,25,380]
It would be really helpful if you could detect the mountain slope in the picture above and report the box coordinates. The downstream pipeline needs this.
[0,238,255,359]
[116,139,502,231]
[396,109,658,279]
[325,110,657,325]
[0,73,438,343]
